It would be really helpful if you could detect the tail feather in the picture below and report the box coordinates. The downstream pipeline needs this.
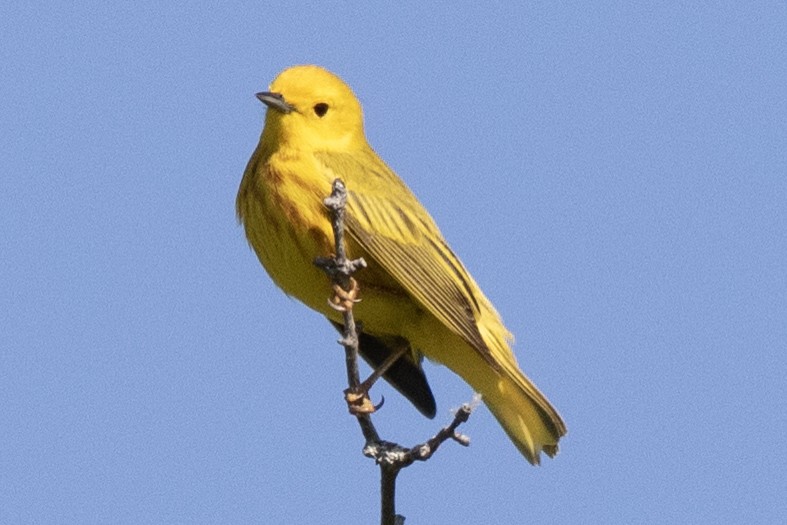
[481,366,566,464]
[472,314,566,463]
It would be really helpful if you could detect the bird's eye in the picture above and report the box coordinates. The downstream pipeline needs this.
[313,103,329,117]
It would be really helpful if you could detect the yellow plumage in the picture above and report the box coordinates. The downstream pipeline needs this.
[237,65,566,464]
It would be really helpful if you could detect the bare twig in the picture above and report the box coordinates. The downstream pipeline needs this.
[314,179,377,443]
[315,179,476,525]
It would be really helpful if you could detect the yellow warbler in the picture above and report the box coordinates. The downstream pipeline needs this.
[237,65,566,464]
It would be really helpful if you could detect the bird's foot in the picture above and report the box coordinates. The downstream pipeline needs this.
[328,277,361,312]
[344,387,384,416]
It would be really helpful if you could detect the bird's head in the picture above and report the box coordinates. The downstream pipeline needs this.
[257,65,366,152]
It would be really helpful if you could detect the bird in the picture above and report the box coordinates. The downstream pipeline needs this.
[236,65,566,464]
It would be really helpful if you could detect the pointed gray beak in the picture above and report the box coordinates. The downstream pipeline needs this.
[255,91,294,114]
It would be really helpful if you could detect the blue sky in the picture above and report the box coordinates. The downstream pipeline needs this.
[2,2,785,523]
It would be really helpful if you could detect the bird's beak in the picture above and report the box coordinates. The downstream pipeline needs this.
[256,91,294,114]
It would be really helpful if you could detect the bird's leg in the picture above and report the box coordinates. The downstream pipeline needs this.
[345,344,410,416]
[325,270,406,416]
[360,345,409,393]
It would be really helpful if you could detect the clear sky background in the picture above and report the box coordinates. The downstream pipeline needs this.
[2,2,785,524]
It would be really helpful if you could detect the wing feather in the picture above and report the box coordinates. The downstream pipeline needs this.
[316,150,499,367]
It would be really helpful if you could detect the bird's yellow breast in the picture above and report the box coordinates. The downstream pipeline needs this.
[237,148,338,313]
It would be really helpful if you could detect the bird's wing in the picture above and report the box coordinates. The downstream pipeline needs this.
[316,150,502,368]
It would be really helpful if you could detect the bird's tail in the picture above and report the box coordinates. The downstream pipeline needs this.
[478,362,566,464]
[437,334,566,464]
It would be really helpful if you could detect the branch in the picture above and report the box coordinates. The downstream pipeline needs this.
[314,179,377,443]
[315,179,476,525]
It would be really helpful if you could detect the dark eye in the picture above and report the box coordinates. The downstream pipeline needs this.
[313,103,329,117]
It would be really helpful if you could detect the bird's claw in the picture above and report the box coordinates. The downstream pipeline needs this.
[344,385,385,416]
[344,387,377,415]
[328,278,361,312]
